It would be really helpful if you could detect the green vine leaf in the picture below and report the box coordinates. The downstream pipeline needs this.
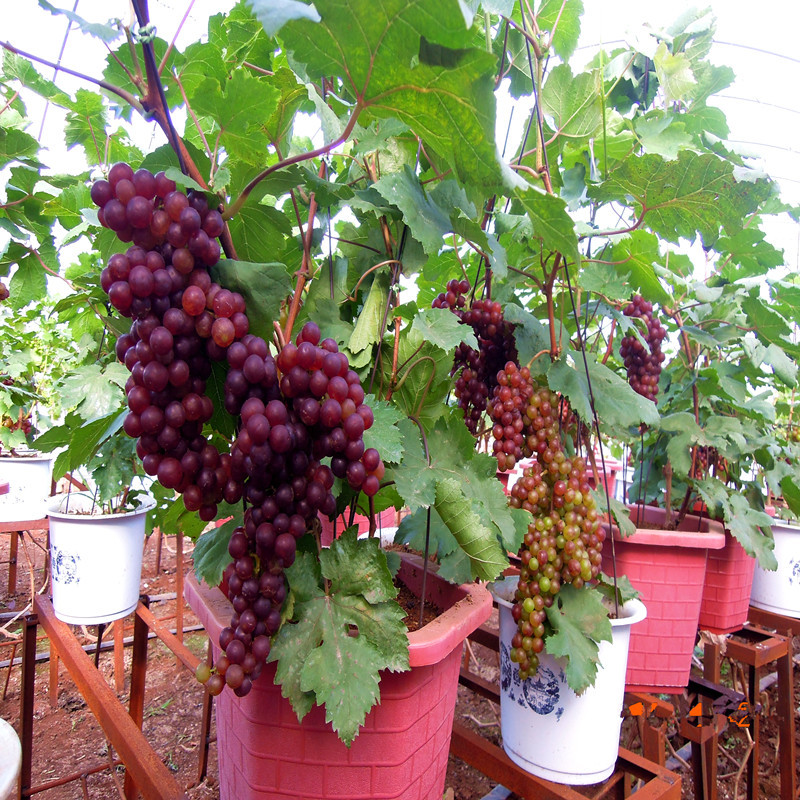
[547,354,660,431]
[544,584,611,694]
[590,151,774,246]
[247,0,321,36]
[270,532,409,746]
[279,0,509,191]
[411,307,478,352]
[517,187,580,265]
[434,477,507,581]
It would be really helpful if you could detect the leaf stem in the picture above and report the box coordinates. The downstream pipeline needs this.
[0,41,144,114]
[225,104,363,221]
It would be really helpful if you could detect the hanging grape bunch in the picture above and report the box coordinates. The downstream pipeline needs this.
[432,279,518,436]
[91,164,384,698]
[619,295,666,403]
[503,376,604,680]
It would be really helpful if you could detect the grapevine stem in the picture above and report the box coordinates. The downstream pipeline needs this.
[347,260,403,301]
[408,416,432,626]
[225,104,363,221]
[563,260,619,618]
[159,0,196,74]
[0,90,19,118]
[0,41,144,114]
[283,160,327,343]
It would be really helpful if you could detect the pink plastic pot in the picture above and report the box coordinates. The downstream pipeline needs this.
[320,508,397,546]
[584,454,622,498]
[601,505,725,692]
[698,529,756,634]
[185,553,492,800]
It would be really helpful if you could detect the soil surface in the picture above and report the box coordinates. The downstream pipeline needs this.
[1,527,797,799]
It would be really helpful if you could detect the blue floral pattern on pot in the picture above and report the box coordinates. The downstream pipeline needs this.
[501,641,562,715]
[790,559,800,586]
[52,547,80,585]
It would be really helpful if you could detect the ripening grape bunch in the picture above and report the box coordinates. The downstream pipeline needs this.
[502,378,604,680]
[91,163,384,698]
[432,279,517,435]
[619,294,666,403]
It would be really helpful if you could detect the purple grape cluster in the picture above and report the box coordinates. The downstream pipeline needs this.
[92,163,385,698]
[620,295,666,403]
[432,280,517,434]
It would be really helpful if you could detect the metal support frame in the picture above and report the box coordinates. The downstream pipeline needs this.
[0,519,48,597]
[20,595,196,800]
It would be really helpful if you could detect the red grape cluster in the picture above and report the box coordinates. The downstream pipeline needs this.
[1,407,32,438]
[690,445,721,480]
[619,295,666,403]
[505,385,604,679]
[92,163,384,698]
[432,280,517,435]
[488,362,533,470]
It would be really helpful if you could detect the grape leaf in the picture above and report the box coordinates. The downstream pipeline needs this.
[411,307,477,352]
[192,517,239,586]
[279,0,509,192]
[725,494,777,570]
[37,1,122,43]
[517,187,580,265]
[541,64,602,144]
[544,584,611,693]
[388,418,436,512]
[247,0,321,36]
[193,71,280,163]
[535,0,583,61]
[547,354,660,430]
[362,396,405,464]
[270,533,409,745]
[373,166,453,255]
[652,42,696,104]
[434,477,507,581]
[348,272,389,354]
[779,476,800,520]
[590,151,773,246]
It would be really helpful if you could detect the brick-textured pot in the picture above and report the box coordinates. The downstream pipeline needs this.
[601,505,725,692]
[320,508,397,546]
[185,553,492,800]
[698,529,756,634]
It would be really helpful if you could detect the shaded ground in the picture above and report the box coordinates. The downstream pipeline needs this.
[1,528,797,799]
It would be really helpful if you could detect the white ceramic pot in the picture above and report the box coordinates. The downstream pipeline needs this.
[493,578,646,785]
[47,492,155,625]
[0,452,54,523]
[750,518,800,618]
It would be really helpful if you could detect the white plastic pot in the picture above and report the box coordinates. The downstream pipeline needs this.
[492,578,646,785]
[750,518,800,618]
[47,492,155,625]
[0,452,54,523]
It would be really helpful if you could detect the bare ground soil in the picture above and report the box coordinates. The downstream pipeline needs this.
[1,528,797,800]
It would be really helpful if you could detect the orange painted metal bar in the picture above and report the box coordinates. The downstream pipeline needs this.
[134,600,201,674]
[32,595,187,800]
[450,722,681,800]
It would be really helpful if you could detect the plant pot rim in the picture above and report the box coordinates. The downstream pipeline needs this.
[185,551,493,670]
[47,491,156,521]
[607,504,725,549]
[489,575,647,628]
[399,552,493,664]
